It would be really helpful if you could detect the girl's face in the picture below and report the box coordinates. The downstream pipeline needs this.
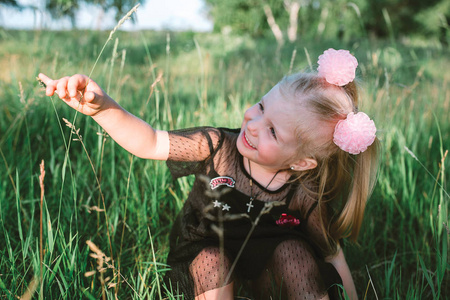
[237,83,312,173]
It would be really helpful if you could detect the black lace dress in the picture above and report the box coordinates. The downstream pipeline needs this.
[164,127,342,299]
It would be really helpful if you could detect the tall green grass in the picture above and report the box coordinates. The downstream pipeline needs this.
[0,27,448,299]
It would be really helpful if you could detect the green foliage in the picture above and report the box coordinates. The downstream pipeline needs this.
[91,0,143,21]
[0,0,18,6]
[204,0,267,36]
[203,0,369,40]
[362,0,449,39]
[45,0,80,25]
[204,0,449,42]
[44,0,143,26]
[0,28,448,298]
[414,1,450,46]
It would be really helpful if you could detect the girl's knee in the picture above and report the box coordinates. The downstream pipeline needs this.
[190,247,232,296]
[194,282,234,300]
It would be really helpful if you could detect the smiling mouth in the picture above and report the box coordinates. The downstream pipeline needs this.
[244,132,257,149]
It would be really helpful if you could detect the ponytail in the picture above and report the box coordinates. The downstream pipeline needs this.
[331,139,380,241]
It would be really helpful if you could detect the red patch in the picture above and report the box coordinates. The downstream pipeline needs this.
[210,176,235,190]
[276,213,300,227]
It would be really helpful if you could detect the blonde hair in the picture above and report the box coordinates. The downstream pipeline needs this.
[281,72,379,245]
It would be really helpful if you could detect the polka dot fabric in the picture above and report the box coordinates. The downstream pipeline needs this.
[253,240,327,299]
[190,247,232,296]
[163,127,342,299]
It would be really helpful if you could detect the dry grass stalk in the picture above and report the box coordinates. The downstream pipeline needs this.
[86,240,111,300]
[19,81,25,103]
[88,3,140,79]
[405,147,450,198]
[61,116,115,270]
[82,205,106,213]
[62,118,82,142]
[19,276,38,300]
[146,69,164,105]
[107,4,140,43]
[85,240,139,297]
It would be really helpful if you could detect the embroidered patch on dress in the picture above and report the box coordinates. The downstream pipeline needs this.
[210,176,236,190]
[276,213,300,227]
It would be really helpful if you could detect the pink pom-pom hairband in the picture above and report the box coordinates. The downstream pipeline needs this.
[317,48,377,154]
[333,112,376,155]
[317,48,358,86]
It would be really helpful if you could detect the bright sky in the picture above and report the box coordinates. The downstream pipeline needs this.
[0,0,213,31]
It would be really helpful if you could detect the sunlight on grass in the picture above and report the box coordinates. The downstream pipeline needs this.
[0,26,448,299]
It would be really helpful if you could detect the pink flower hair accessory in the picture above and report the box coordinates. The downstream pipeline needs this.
[317,48,358,86]
[333,112,376,155]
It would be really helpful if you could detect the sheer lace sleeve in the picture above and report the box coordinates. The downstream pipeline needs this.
[166,127,222,179]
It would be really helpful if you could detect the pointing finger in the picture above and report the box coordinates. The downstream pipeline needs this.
[38,73,57,96]
[38,73,52,85]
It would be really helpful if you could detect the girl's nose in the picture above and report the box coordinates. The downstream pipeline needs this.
[244,104,260,135]
[247,118,259,136]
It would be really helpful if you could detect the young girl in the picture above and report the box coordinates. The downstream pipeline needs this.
[39,48,378,300]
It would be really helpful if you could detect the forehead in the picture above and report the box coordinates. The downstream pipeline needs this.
[266,83,334,147]
[264,83,312,123]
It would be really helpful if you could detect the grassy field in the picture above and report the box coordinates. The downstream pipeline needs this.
[0,27,448,299]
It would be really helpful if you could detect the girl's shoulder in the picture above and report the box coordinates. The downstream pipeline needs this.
[166,127,240,176]
[170,126,241,153]
[168,126,239,144]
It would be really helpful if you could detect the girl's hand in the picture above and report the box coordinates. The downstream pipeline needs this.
[38,73,111,117]
[39,73,170,160]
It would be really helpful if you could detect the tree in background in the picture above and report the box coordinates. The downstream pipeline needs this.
[203,0,278,36]
[3,0,448,44]
[45,0,79,25]
[203,0,369,43]
[44,0,142,27]
[409,0,449,45]
[0,0,18,6]
[363,0,446,37]
[90,0,141,22]
[263,0,304,46]
[204,0,449,44]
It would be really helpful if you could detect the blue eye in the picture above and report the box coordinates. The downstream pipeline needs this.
[270,127,277,139]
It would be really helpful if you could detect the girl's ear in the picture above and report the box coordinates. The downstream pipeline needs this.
[291,158,317,171]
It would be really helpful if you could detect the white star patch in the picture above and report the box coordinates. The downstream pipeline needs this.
[213,200,222,207]
[222,204,231,211]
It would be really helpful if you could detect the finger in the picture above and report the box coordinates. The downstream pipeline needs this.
[56,77,70,99]
[84,91,97,103]
[38,73,57,96]
[38,73,52,85]
[67,75,89,98]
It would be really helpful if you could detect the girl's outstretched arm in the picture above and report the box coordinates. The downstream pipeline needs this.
[326,247,358,300]
[38,73,169,160]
